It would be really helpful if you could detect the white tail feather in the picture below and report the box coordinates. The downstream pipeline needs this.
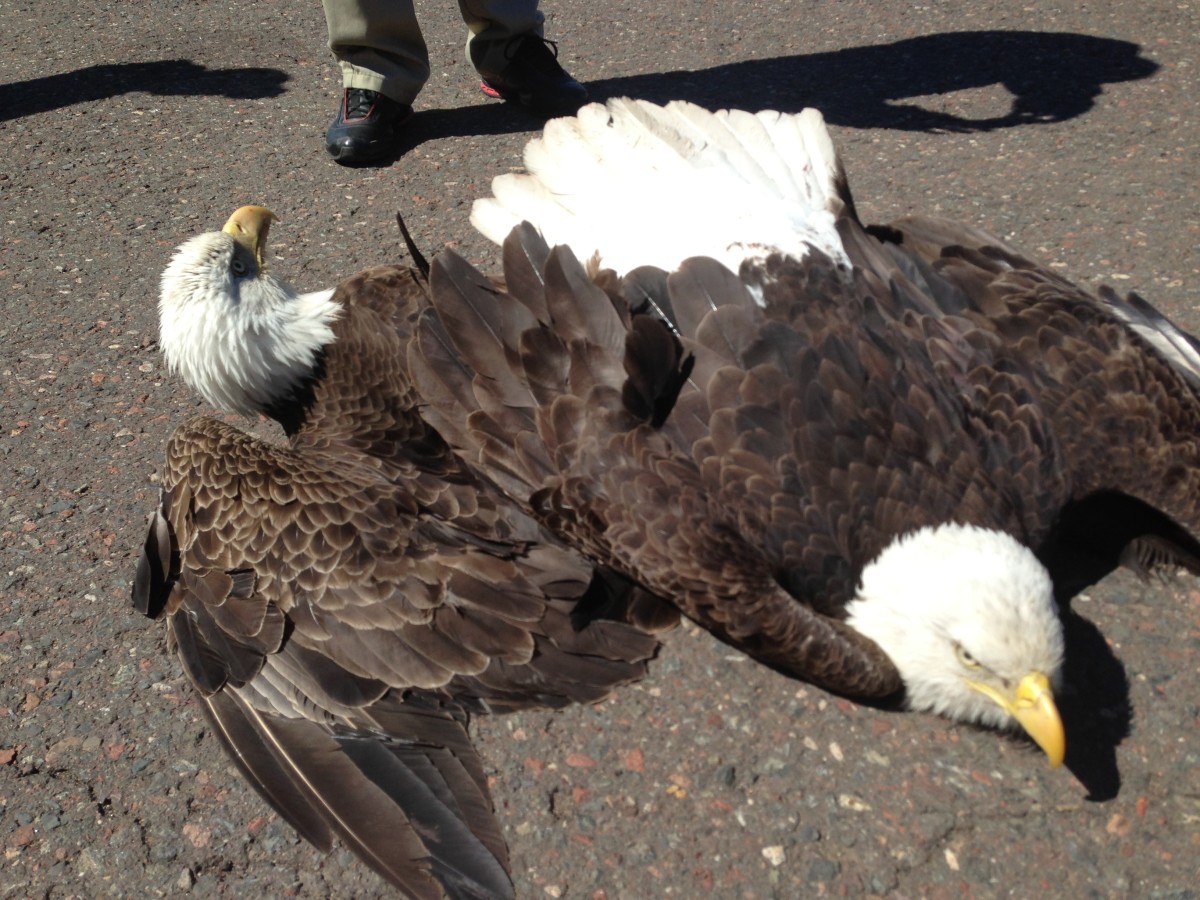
[471,99,851,277]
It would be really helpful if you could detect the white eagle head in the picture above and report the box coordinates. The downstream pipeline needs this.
[158,205,340,416]
[846,523,1066,765]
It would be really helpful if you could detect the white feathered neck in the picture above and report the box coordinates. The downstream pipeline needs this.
[845,523,1064,729]
[158,229,339,417]
[471,98,851,278]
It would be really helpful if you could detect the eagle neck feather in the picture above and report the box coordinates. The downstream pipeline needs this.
[159,231,341,419]
[845,522,1063,727]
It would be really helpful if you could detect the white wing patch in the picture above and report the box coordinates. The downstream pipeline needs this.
[471,99,850,277]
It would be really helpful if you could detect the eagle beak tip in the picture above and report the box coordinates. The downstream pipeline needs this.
[1011,671,1065,768]
[966,670,1065,767]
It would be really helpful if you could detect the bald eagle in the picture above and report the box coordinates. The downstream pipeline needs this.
[410,98,1200,768]
[135,206,677,899]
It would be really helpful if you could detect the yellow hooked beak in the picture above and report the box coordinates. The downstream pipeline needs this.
[967,671,1065,767]
[221,205,277,267]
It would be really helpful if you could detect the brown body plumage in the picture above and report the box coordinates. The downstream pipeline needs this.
[138,225,676,899]
[411,103,1200,723]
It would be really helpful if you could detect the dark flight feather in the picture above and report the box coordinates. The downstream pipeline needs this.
[500,222,552,320]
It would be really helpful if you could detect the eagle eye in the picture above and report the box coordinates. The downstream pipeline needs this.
[231,257,248,276]
[955,644,980,669]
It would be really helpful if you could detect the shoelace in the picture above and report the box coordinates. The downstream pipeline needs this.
[345,89,378,120]
[502,35,564,75]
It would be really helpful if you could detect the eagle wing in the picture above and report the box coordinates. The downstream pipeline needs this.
[288,265,473,497]
[289,262,566,547]
[413,210,1198,698]
[133,414,670,899]
[867,215,1200,591]
[413,225,906,698]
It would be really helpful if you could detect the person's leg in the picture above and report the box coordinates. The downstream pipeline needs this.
[458,0,587,116]
[458,0,542,77]
[324,0,429,103]
[322,0,427,164]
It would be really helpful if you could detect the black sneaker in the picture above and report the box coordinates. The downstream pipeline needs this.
[479,35,588,117]
[325,89,413,165]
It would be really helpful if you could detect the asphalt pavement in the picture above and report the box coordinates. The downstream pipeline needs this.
[1,0,1197,896]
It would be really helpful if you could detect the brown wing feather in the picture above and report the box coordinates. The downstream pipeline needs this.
[200,690,337,854]
[421,204,1200,699]
[868,214,1200,585]
[500,221,552,320]
[419,244,904,698]
[134,413,676,896]
[201,687,510,900]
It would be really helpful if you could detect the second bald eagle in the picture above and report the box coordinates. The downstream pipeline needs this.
[412,98,1200,768]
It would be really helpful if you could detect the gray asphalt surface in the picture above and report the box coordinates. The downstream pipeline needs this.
[2,0,1198,897]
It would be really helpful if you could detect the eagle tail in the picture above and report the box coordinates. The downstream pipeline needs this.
[470,98,853,276]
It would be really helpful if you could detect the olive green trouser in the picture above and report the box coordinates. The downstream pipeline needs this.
[321,0,545,104]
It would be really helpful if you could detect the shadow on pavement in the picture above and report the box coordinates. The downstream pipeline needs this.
[589,30,1160,132]
[0,59,289,122]
[390,28,1158,156]
[1057,611,1132,802]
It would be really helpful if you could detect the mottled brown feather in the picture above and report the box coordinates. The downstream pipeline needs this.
[417,206,1200,704]
[137,257,679,898]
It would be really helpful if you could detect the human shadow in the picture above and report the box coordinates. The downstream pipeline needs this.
[390,28,1157,156]
[586,30,1160,132]
[0,59,289,122]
